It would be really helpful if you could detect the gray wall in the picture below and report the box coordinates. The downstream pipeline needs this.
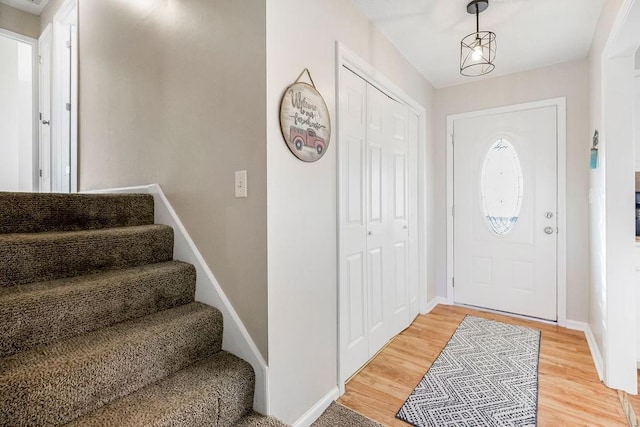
[435,59,591,322]
[77,0,269,359]
[0,3,39,38]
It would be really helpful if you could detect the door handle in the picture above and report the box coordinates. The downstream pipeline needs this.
[42,120,50,125]
[544,227,554,235]
[544,211,554,219]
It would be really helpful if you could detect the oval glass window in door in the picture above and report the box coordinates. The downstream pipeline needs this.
[480,138,524,235]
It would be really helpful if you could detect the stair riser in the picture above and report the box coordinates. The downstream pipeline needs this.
[0,262,196,358]
[0,304,222,426]
[66,352,255,427]
[0,225,174,287]
[0,192,154,234]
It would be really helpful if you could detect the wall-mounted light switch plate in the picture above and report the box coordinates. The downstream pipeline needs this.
[235,170,248,198]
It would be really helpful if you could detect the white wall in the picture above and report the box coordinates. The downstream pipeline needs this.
[265,0,435,423]
[588,0,624,369]
[0,34,32,192]
[601,0,640,394]
[435,59,591,322]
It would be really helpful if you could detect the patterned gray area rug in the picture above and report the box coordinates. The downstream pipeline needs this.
[397,315,541,427]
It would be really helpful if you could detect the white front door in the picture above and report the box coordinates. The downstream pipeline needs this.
[453,106,558,321]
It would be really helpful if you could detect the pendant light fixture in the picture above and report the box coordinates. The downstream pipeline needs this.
[460,0,496,77]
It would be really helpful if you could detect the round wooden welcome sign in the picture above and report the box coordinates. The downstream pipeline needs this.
[279,71,331,162]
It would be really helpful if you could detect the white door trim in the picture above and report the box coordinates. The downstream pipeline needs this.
[39,24,52,193]
[0,28,39,192]
[335,41,429,393]
[446,98,567,326]
[597,0,640,394]
[52,0,78,193]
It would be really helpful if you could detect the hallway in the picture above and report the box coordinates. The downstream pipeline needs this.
[339,305,627,426]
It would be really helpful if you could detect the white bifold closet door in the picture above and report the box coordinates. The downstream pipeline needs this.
[339,66,419,380]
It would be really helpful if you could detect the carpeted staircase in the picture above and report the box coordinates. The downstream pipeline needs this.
[0,192,286,426]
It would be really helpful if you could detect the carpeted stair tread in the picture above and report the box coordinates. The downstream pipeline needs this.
[0,224,174,287]
[235,412,290,427]
[66,351,255,427]
[0,302,223,427]
[0,192,154,234]
[0,261,196,357]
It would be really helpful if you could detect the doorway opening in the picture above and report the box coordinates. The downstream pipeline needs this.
[39,0,78,193]
[0,28,38,192]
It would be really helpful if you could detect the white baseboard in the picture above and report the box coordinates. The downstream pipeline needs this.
[292,387,340,427]
[84,184,269,413]
[564,320,588,331]
[422,296,450,314]
[85,185,154,194]
[565,320,604,381]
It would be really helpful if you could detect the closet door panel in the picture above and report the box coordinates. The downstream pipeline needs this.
[366,84,390,356]
[386,99,411,338]
[339,65,420,379]
[339,68,369,379]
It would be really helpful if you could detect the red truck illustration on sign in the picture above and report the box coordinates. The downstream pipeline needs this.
[279,78,331,162]
[290,126,325,154]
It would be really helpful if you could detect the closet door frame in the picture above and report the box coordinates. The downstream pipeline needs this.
[336,42,429,393]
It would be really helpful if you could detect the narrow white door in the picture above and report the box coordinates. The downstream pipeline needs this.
[57,25,72,193]
[339,67,369,379]
[38,26,52,193]
[68,24,78,192]
[453,106,558,321]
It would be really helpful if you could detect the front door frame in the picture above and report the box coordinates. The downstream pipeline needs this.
[446,98,567,326]
[336,41,429,394]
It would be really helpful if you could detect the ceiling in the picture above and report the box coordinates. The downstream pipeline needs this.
[351,0,605,88]
[0,0,49,15]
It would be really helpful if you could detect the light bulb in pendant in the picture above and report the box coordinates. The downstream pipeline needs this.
[472,44,483,61]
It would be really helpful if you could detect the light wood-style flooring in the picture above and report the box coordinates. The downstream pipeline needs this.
[338,304,628,426]
[627,371,640,424]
